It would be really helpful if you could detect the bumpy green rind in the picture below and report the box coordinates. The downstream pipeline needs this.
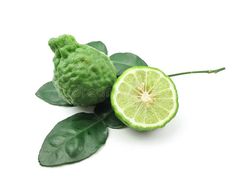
[110,66,179,131]
[49,35,117,106]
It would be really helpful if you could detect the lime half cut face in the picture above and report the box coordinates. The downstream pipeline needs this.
[111,66,178,131]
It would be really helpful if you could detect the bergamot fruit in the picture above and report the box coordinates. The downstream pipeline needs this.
[49,35,117,106]
[111,66,178,131]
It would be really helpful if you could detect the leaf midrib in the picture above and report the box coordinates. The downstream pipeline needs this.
[50,115,107,158]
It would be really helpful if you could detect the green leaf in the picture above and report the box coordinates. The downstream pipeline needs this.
[95,99,126,129]
[36,81,72,106]
[110,52,148,75]
[87,41,108,55]
[38,113,108,167]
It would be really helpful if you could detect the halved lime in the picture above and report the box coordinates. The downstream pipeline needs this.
[111,66,178,131]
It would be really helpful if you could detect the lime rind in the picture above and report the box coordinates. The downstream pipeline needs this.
[111,66,179,131]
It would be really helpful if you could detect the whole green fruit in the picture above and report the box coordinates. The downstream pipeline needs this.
[49,35,117,106]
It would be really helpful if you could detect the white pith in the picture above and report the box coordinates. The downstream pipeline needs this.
[140,91,152,103]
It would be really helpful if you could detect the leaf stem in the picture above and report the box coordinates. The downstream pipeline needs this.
[168,67,225,77]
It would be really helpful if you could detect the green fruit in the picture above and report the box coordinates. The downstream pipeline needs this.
[111,66,178,131]
[49,35,117,106]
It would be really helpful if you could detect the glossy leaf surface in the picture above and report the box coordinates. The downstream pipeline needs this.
[38,113,108,166]
[36,81,72,106]
[110,52,148,75]
[87,41,108,54]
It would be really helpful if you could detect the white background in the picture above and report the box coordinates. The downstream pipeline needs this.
[0,0,235,176]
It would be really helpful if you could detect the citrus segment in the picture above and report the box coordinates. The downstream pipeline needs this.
[111,66,178,131]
